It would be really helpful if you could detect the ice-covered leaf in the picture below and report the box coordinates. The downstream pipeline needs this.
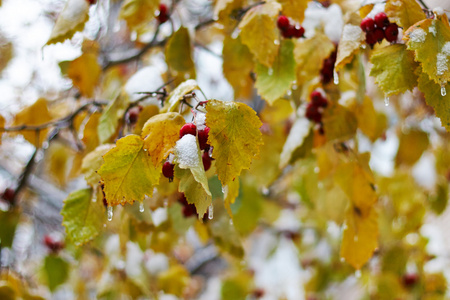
[67,52,101,97]
[174,135,212,216]
[222,35,254,98]
[238,1,281,67]
[277,0,307,23]
[165,27,196,79]
[404,13,450,85]
[335,14,365,72]
[255,39,296,104]
[46,0,89,45]
[43,256,69,291]
[98,135,160,206]
[98,93,129,143]
[205,100,263,186]
[370,44,419,96]
[417,67,450,130]
[279,117,312,169]
[81,144,115,187]
[12,98,53,147]
[294,32,335,84]
[385,0,426,30]
[61,188,104,246]
[395,128,429,166]
[119,0,159,31]
[322,103,357,141]
[163,79,199,112]
[141,112,185,166]
[340,206,378,269]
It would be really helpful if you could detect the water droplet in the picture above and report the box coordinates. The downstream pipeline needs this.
[229,219,234,225]
[208,205,214,219]
[286,90,292,96]
[107,206,113,221]
[441,85,447,96]
[314,167,319,173]
[355,270,362,278]
[103,223,106,228]
[231,28,240,39]
[274,39,280,45]
[139,202,144,212]
[340,257,345,262]
[151,93,157,97]
[354,235,359,242]
[261,187,269,196]
[144,149,148,152]
[268,68,274,76]
[292,84,298,90]
[333,70,339,85]
[361,44,367,49]
[384,96,390,106]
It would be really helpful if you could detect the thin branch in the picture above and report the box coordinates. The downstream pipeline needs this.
[417,0,429,10]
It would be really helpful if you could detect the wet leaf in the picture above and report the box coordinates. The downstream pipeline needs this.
[0,208,20,248]
[157,265,189,297]
[385,0,426,30]
[0,33,12,75]
[223,178,239,218]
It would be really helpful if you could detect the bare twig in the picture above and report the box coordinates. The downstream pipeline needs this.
[417,0,429,10]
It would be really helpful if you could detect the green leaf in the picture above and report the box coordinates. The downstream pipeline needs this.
[98,134,160,206]
[232,182,262,236]
[255,39,296,104]
[238,1,282,67]
[165,27,196,79]
[385,0,426,30]
[370,44,419,96]
[205,100,263,186]
[43,255,69,291]
[46,0,90,45]
[61,188,104,246]
[162,79,199,112]
[97,93,129,143]
[0,209,20,248]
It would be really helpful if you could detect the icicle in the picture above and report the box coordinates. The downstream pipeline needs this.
[268,68,274,76]
[355,270,362,278]
[139,202,145,213]
[333,70,339,85]
[441,85,447,96]
[208,204,214,219]
[107,206,113,221]
[384,96,390,106]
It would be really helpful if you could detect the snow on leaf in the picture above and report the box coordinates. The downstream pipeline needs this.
[81,144,115,187]
[404,14,450,85]
[255,39,296,104]
[12,98,53,147]
[67,52,101,97]
[205,100,263,186]
[97,93,129,143]
[340,206,378,270]
[370,44,419,96]
[46,0,89,45]
[335,13,365,72]
[165,27,196,80]
[294,32,335,84]
[385,0,426,30]
[98,134,160,206]
[277,0,307,23]
[119,0,159,32]
[279,117,312,169]
[162,79,199,112]
[238,1,282,67]
[142,112,185,166]
[61,188,104,246]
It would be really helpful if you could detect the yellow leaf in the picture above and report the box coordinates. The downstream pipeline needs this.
[279,117,312,169]
[350,96,387,142]
[67,52,101,97]
[340,206,378,269]
[359,4,374,19]
[119,0,159,32]
[322,103,357,141]
[404,13,450,85]
[98,93,129,143]
[98,135,160,206]
[223,179,239,218]
[335,13,365,72]
[369,44,419,96]
[385,0,426,30]
[165,27,196,79]
[157,265,189,297]
[294,32,335,84]
[142,112,185,166]
[205,100,263,186]
[75,112,101,152]
[163,79,199,112]
[277,0,308,23]
[222,35,254,99]
[0,32,12,75]
[238,1,282,67]
[395,128,429,166]
[13,98,53,147]
[133,105,159,134]
[47,142,72,187]
[214,0,243,30]
[46,0,90,45]
[81,144,115,187]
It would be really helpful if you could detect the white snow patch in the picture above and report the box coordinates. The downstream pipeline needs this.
[195,111,206,130]
[442,42,450,55]
[429,24,437,36]
[125,66,165,102]
[279,116,312,169]
[152,207,168,227]
[436,53,448,75]
[175,134,200,168]
[144,251,169,275]
[342,24,363,42]
[126,242,144,277]
[412,152,436,190]
[409,28,427,43]
[433,7,445,16]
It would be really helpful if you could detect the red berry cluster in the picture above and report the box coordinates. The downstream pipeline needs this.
[361,12,399,47]
[157,4,170,24]
[44,235,64,254]
[305,91,328,134]
[320,47,337,85]
[162,122,212,181]
[277,15,305,39]
[178,193,198,218]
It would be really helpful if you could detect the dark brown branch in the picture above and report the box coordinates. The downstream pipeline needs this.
[417,0,429,10]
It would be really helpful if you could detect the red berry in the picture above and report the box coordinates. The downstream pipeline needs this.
[252,288,265,298]
[360,18,375,32]
[374,12,389,28]
[183,204,197,217]
[179,123,197,138]
[127,107,140,124]
[282,25,295,38]
[305,103,322,123]
[293,26,305,38]
[373,28,384,42]
[402,273,419,287]
[198,127,210,150]
[311,92,328,108]
[384,23,399,42]
[87,0,97,4]
[2,188,15,204]
[202,152,211,171]
[365,30,377,46]
[158,4,169,24]
[277,15,290,30]
[162,162,174,180]
[44,235,64,253]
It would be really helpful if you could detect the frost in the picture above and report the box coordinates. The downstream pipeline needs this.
[175,134,200,168]
[442,42,450,56]
[409,28,426,43]
[429,25,436,37]
[436,53,448,75]
[342,24,363,42]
